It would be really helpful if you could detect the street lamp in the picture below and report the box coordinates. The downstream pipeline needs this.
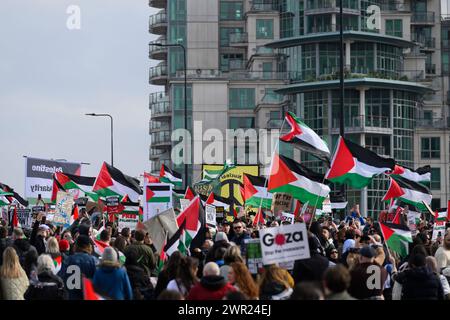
[85,113,114,166]
[152,42,188,187]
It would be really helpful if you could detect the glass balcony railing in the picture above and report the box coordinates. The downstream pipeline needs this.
[332,115,390,130]
[149,63,168,82]
[149,10,167,33]
[151,130,171,145]
[149,91,168,104]
[411,12,435,24]
[229,32,248,44]
[366,146,390,157]
[416,118,450,129]
[250,0,279,11]
[149,37,167,56]
[151,101,171,117]
[149,120,170,133]
[412,36,436,49]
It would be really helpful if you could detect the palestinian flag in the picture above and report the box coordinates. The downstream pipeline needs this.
[268,154,331,207]
[243,174,272,209]
[379,222,412,257]
[52,172,98,202]
[434,207,449,222]
[280,111,331,164]
[196,161,236,185]
[160,165,182,187]
[93,162,142,202]
[83,277,105,300]
[184,187,196,201]
[53,256,63,273]
[0,190,13,206]
[175,196,202,249]
[93,239,109,256]
[164,219,188,256]
[200,193,231,211]
[325,136,395,188]
[69,204,80,225]
[252,208,265,226]
[12,206,19,228]
[146,184,171,203]
[382,177,432,212]
[0,183,28,207]
[156,237,167,275]
[389,164,431,185]
[144,172,160,183]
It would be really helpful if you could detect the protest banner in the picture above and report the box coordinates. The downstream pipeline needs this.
[259,223,310,265]
[407,210,421,235]
[118,213,139,232]
[143,207,178,253]
[280,212,295,224]
[245,239,263,274]
[24,157,81,205]
[271,193,293,216]
[74,197,89,207]
[106,196,121,222]
[53,191,74,228]
[205,204,217,226]
[17,208,32,229]
[432,221,446,242]
[144,183,173,221]
[322,197,332,213]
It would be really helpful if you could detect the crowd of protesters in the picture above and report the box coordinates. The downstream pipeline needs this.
[0,203,449,300]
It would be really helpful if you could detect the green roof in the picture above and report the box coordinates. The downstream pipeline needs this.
[275,78,433,95]
[266,31,414,49]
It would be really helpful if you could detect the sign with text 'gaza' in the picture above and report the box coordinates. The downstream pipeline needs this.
[259,223,310,265]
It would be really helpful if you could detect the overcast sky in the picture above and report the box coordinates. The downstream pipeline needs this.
[0,0,159,195]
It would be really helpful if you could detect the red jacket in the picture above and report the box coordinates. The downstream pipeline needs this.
[187,276,236,300]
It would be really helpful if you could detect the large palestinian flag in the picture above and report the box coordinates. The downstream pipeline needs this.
[389,164,431,185]
[160,165,182,187]
[325,136,395,188]
[146,184,172,203]
[200,193,231,211]
[243,174,272,209]
[382,176,432,212]
[175,196,203,250]
[93,162,142,202]
[268,154,330,207]
[0,183,28,207]
[379,222,413,257]
[280,111,331,164]
[164,219,188,256]
[51,172,98,203]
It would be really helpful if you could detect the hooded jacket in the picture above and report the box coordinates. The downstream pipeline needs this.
[93,266,133,300]
[293,236,329,283]
[13,239,36,268]
[126,264,153,300]
[187,275,236,300]
[259,282,293,300]
[395,266,444,300]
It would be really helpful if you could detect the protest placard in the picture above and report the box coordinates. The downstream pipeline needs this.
[259,223,310,265]
[17,208,32,229]
[215,206,224,218]
[432,221,446,242]
[245,239,263,274]
[118,213,139,232]
[53,191,74,228]
[271,193,293,215]
[144,183,173,220]
[205,204,216,226]
[180,199,191,212]
[280,212,295,224]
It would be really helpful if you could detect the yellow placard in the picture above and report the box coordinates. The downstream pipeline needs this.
[202,165,259,206]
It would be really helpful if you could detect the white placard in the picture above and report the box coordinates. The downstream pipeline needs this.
[180,199,191,212]
[280,212,295,224]
[432,221,446,241]
[259,223,310,265]
[118,213,139,231]
[206,204,217,226]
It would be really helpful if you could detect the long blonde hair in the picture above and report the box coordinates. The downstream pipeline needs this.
[46,237,59,255]
[0,247,26,279]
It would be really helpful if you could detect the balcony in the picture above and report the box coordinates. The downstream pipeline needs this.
[416,117,450,129]
[148,0,166,9]
[149,10,167,35]
[411,12,435,25]
[331,115,392,134]
[249,0,279,12]
[228,71,288,81]
[366,146,390,157]
[425,63,436,75]
[412,36,436,50]
[305,0,359,15]
[229,32,248,46]
[150,101,171,120]
[149,63,168,85]
[149,120,170,134]
[151,130,172,148]
[149,37,167,60]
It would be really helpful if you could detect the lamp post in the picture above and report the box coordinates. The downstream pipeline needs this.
[152,42,188,187]
[85,113,114,166]
[339,0,346,199]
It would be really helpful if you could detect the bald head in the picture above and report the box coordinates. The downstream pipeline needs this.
[203,262,220,277]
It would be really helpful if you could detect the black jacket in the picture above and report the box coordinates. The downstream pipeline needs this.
[293,252,329,283]
[13,238,36,267]
[126,264,153,300]
[0,237,13,265]
[396,267,444,300]
[24,271,67,300]
[30,220,46,255]
[205,240,230,263]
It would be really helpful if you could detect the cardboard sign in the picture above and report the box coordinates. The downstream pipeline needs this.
[180,199,191,212]
[271,193,293,215]
[17,209,33,229]
[259,223,310,265]
[144,183,173,220]
[281,212,295,224]
[118,213,139,232]
[216,206,224,218]
[432,221,446,241]
[322,197,332,213]
[407,210,421,235]
[245,239,263,274]
[237,206,245,218]
[75,197,89,207]
[205,204,217,226]
[32,206,46,214]
[53,191,74,228]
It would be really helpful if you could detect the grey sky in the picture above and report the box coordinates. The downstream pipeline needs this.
[0,0,159,195]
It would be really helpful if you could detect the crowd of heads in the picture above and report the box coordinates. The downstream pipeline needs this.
[0,202,449,300]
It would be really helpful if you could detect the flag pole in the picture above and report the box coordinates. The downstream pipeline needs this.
[308,175,327,231]
[256,118,287,229]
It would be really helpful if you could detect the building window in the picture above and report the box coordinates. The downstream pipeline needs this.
[430,167,441,190]
[263,88,284,103]
[220,1,243,20]
[431,198,441,211]
[263,62,272,79]
[385,19,403,38]
[220,27,243,47]
[229,117,255,129]
[421,137,440,159]
[229,88,256,109]
[220,53,244,71]
[256,19,274,39]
